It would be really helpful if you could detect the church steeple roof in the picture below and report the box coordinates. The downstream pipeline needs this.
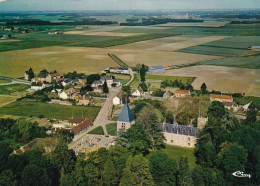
[118,103,135,123]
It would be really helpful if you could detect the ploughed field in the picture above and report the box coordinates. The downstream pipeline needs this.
[0,23,260,97]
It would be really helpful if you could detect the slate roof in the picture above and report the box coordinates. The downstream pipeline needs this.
[101,75,112,81]
[31,82,43,87]
[118,103,135,123]
[37,71,49,78]
[92,80,103,84]
[113,79,120,83]
[162,123,200,137]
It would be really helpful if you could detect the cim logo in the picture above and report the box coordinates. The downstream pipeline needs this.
[232,171,251,178]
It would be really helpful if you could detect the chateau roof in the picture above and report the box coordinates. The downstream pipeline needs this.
[162,123,200,137]
[118,103,135,123]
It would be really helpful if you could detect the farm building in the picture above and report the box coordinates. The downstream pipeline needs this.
[36,71,51,83]
[78,94,92,106]
[161,121,200,148]
[31,82,45,91]
[108,67,130,74]
[117,102,135,132]
[175,89,190,98]
[148,65,165,73]
[71,119,93,136]
[210,94,233,103]
[132,89,143,97]
[59,88,76,100]
[250,46,260,51]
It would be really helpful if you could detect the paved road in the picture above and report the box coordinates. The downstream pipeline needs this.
[0,76,31,85]
[69,86,121,149]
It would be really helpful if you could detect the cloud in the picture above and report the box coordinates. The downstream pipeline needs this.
[0,0,6,2]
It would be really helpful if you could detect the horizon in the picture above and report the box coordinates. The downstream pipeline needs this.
[0,0,260,12]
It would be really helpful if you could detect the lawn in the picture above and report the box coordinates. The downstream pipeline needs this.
[0,95,18,107]
[0,101,101,121]
[162,144,196,169]
[106,123,117,136]
[88,126,104,135]
[0,84,30,95]
[106,73,130,85]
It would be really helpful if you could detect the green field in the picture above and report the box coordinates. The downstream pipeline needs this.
[88,126,104,135]
[106,123,117,136]
[0,79,11,84]
[0,95,18,107]
[0,84,30,95]
[199,55,260,69]
[0,101,101,120]
[179,45,253,57]
[72,33,176,48]
[163,144,196,169]
[234,96,260,109]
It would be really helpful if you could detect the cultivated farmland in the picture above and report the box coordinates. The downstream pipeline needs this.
[0,95,18,107]
[158,65,260,97]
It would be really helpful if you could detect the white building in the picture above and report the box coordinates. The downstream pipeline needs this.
[31,82,45,91]
[131,89,143,97]
[113,96,121,105]
[59,88,76,100]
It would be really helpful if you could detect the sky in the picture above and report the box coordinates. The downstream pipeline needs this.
[0,0,260,11]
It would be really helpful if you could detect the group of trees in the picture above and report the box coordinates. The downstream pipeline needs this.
[194,101,260,185]
[161,79,194,91]
[0,118,46,149]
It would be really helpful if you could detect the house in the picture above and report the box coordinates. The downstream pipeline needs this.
[131,89,143,97]
[36,71,51,83]
[51,73,63,80]
[62,79,73,87]
[78,94,92,106]
[31,82,45,91]
[117,102,135,132]
[59,88,76,99]
[224,102,239,112]
[79,79,87,86]
[210,94,233,103]
[148,65,165,73]
[175,89,190,98]
[4,28,12,32]
[71,119,93,136]
[24,71,29,80]
[91,80,103,88]
[52,83,64,93]
[1,35,10,39]
[250,46,260,51]
[162,121,200,148]
[163,90,173,98]
[111,79,121,87]
[113,93,122,105]
[100,75,114,88]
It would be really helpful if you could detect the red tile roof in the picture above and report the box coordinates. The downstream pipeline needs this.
[210,94,232,100]
[68,118,85,124]
[175,89,190,95]
[71,119,92,135]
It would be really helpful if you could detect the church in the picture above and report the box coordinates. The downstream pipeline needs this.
[117,102,135,131]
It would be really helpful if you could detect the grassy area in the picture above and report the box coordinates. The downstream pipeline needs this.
[146,74,195,83]
[72,33,176,48]
[163,144,196,169]
[88,126,104,135]
[106,73,130,85]
[0,84,30,95]
[0,101,101,121]
[199,55,260,69]
[0,40,71,52]
[0,79,12,84]
[106,123,117,136]
[0,95,18,107]
[234,96,260,110]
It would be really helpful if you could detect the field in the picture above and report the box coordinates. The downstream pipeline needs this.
[163,144,196,169]
[157,21,228,27]
[64,31,143,37]
[106,123,117,136]
[158,65,260,97]
[0,95,18,107]
[88,126,104,135]
[0,101,101,121]
[0,79,12,84]
[0,46,220,78]
[0,84,30,95]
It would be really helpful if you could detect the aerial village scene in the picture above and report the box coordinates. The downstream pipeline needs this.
[0,0,259,185]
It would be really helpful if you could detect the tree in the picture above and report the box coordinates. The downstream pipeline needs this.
[244,103,258,124]
[102,159,118,186]
[191,166,204,186]
[140,64,147,82]
[136,106,164,150]
[22,164,51,186]
[207,101,226,118]
[149,151,178,185]
[139,82,148,92]
[27,67,35,81]
[200,83,207,94]
[60,173,75,186]
[0,169,17,186]
[103,80,109,93]
[178,156,191,186]
[120,155,154,186]
[87,74,100,84]
[84,162,99,185]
